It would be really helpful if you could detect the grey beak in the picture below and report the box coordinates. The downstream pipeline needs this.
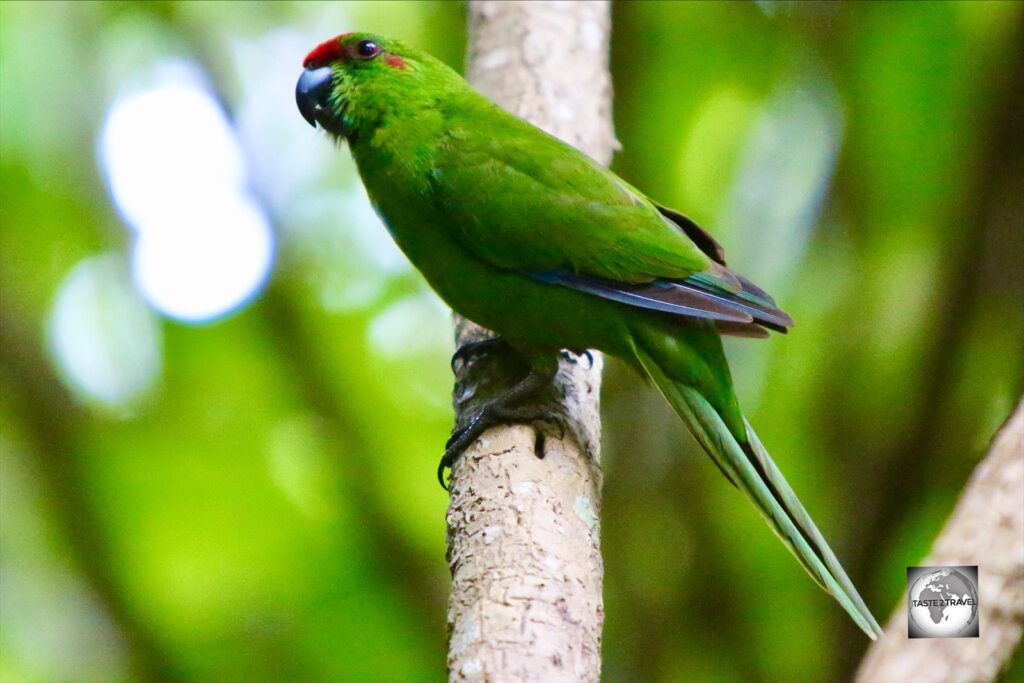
[296,66,334,128]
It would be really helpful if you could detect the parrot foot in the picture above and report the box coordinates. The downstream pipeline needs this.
[437,367,560,490]
[451,336,510,372]
[560,348,594,368]
[437,406,568,490]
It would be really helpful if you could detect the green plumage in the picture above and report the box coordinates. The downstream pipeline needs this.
[299,32,881,639]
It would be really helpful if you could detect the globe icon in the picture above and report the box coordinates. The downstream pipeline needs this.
[908,568,979,637]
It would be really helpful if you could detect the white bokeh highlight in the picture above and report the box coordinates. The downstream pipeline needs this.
[48,254,162,407]
[99,61,274,322]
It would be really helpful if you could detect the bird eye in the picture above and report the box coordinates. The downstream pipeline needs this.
[356,40,380,59]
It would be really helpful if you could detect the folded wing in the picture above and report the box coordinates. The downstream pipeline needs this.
[432,102,793,334]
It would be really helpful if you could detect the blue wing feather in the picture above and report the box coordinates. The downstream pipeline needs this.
[531,271,793,333]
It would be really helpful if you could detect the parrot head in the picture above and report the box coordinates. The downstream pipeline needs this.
[296,32,456,140]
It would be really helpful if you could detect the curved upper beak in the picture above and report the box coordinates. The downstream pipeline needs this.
[296,66,335,128]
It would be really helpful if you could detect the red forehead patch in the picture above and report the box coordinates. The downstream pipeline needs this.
[304,33,353,68]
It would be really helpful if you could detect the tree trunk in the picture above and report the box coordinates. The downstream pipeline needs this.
[854,398,1024,683]
[444,2,616,682]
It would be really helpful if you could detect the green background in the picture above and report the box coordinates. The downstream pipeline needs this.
[1,2,1021,682]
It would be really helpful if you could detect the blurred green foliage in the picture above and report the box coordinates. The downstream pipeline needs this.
[1,2,1021,682]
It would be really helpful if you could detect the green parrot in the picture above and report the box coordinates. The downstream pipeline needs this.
[296,32,882,639]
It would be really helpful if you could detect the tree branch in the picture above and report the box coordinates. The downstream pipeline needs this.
[445,2,616,681]
[854,397,1024,683]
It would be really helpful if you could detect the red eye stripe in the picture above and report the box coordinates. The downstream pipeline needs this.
[303,33,353,68]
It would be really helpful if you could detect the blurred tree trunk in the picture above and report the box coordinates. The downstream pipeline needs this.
[854,398,1024,683]
[0,311,181,683]
[444,2,616,681]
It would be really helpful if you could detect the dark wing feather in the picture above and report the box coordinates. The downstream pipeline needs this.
[531,270,793,333]
[715,321,771,339]
[657,205,727,266]
[735,273,777,307]
[683,277,794,332]
[531,272,752,323]
[653,205,794,331]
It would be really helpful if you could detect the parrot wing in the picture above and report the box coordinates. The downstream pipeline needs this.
[430,106,791,331]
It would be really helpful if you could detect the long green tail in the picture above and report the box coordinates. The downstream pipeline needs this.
[633,345,883,639]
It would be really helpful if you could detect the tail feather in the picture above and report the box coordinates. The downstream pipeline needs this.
[634,347,883,640]
[742,420,881,636]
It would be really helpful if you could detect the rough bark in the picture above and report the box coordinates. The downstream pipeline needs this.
[854,398,1024,683]
[444,2,616,682]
